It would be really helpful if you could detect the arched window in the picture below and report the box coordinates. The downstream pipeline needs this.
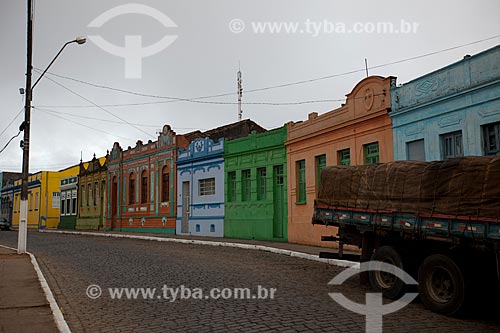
[141,170,148,204]
[129,173,136,204]
[81,186,86,207]
[94,182,98,206]
[161,166,169,202]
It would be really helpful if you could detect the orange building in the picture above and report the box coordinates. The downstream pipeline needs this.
[285,76,396,247]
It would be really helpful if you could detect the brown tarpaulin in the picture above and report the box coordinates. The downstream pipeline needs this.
[316,157,500,219]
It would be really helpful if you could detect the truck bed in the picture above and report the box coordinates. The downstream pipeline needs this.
[313,205,500,242]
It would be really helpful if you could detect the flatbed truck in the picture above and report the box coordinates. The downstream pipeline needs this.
[312,156,500,315]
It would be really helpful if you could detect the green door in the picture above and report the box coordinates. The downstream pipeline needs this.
[273,165,285,238]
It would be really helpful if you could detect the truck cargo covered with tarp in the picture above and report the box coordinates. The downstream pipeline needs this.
[316,156,500,221]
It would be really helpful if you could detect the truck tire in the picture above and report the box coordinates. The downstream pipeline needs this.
[418,254,465,315]
[369,246,406,299]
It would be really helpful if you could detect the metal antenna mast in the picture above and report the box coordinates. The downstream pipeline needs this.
[237,63,243,121]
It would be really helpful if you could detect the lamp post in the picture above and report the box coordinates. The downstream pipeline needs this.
[18,0,86,254]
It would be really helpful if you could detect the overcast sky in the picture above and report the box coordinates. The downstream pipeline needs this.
[1,0,499,173]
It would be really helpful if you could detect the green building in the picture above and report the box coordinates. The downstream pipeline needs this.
[58,176,78,229]
[224,126,287,241]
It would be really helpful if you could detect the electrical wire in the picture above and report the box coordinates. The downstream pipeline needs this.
[35,91,385,109]
[0,131,21,154]
[38,73,155,139]
[242,34,500,94]
[0,108,24,138]
[34,34,500,108]
[36,98,344,108]
[34,107,206,131]
[0,161,82,170]
[37,108,135,141]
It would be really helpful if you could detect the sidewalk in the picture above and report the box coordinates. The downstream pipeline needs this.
[0,247,58,333]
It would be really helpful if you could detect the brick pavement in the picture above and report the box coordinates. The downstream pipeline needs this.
[43,229,360,257]
[0,231,499,332]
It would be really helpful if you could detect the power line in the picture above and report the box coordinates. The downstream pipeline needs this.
[0,162,81,169]
[36,98,343,108]
[0,130,21,154]
[37,108,135,141]
[37,70,234,103]
[228,34,500,94]
[34,35,500,107]
[0,108,24,138]
[36,91,385,109]
[34,107,206,131]
[36,71,155,139]
[37,69,342,106]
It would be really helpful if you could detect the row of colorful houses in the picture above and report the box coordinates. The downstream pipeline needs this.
[1,45,499,247]
[2,166,83,229]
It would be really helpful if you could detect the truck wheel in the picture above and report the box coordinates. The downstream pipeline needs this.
[418,254,465,315]
[369,246,406,299]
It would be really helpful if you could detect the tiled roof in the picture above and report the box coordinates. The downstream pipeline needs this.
[201,119,267,142]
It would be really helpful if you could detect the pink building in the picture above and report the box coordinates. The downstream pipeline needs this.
[286,76,396,247]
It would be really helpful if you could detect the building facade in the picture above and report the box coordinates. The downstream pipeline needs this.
[390,45,500,161]
[106,125,190,233]
[58,176,78,229]
[224,126,288,241]
[10,165,80,229]
[175,119,266,237]
[176,137,225,237]
[76,155,107,230]
[0,172,22,225]
[286,76,395,247]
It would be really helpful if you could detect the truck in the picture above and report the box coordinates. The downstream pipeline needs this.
[312,156,500,315]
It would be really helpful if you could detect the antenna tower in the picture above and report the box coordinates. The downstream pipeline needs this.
[237,64,243,121]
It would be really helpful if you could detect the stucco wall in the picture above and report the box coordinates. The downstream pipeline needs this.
[176,137,225,237]
[286,76,395,247]
[391,45,500,161]
[106,125,187,234]
[224,126,288,242]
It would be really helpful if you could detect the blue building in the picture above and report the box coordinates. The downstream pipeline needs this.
[390,45,500,161]
[175,119,266,237]
[176,137,225,237]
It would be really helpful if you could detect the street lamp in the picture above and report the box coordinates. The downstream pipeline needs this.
[18,0,86,254]
[31,37,86,89]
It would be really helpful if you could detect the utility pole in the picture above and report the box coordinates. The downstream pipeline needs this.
[18,0,33,254]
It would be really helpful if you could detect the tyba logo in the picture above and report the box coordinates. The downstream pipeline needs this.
[88,4,178,79]
[328,261,418,333]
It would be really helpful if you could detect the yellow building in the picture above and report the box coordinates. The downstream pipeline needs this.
[11,164,81,229]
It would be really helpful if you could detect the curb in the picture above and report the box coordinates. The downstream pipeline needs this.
[0,244,71,333]
[39,229,359,269]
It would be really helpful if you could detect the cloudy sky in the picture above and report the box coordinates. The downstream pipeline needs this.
[1,0,499,172]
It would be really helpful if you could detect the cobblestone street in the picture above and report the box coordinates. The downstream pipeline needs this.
[1,231,499,332]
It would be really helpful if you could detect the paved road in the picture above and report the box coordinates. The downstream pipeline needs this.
[0,231,499,333]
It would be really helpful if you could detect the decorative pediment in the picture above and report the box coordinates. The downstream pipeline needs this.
[158,125,176,147]
[346,76,395,117]
[110,142,122,160]
[177,137,224,163]
[80,154,108,176]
